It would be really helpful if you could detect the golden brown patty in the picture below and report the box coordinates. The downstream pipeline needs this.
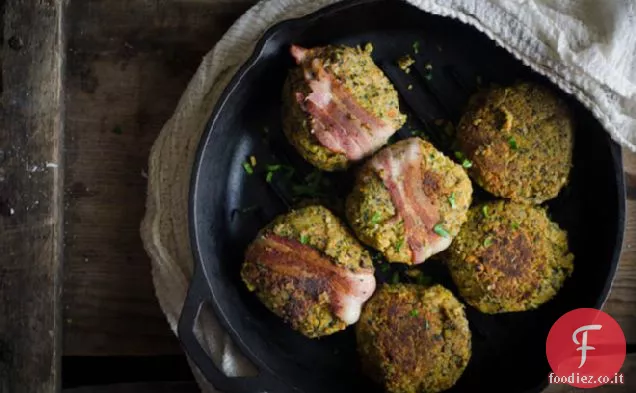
[241,205,375,338]
[456,83,573,204]
[357,284,471,393]
[346,138,472,264]
[446,201,574,313]
[282,44,406,171]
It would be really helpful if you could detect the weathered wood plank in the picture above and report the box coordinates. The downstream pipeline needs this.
[604,149,636,343]
[63,0,258,356]
[0,1,65,392]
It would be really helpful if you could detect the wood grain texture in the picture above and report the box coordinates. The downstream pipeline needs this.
[63,0,258,356]
[604,148,636,343]
[0,0,65,392]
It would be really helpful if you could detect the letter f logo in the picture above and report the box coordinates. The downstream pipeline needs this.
[572,324,602,368]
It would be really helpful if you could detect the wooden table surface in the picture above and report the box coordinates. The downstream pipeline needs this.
[1,1,635,392]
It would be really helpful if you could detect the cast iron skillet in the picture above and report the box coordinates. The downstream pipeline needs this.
[180,1,626,392]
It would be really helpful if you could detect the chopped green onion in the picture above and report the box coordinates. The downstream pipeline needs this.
[483,237,493,247]
[448,192,456,209]
[424,63,433,70]
[371,212,381,224]
[508,137,518,150]
[300,234,309,244]
[454,151,465,160]
[391,271,400,284]
[482,205,490,218]
[380,263,390,273]
[413,41,420,54]
[265,172,274,183]
[395,238,404,252]
[410,309,419,317]
[462,159,473,169]
[433,224,450,238]
[511,222,520,230]
[242,162,253,175]
[424,319,430,330]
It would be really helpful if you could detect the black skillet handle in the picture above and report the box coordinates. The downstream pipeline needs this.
[178,267,278,393]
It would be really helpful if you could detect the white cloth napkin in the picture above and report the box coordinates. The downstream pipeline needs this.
[160,0,636,390]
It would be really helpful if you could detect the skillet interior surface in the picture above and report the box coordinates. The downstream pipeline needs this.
[189,0,625,392]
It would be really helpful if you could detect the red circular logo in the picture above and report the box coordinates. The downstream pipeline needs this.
[546,308,626,388]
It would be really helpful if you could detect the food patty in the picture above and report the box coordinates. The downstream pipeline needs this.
[456,82,573,204]
[357,284,471,393]
[346,138,472,265]
[241,205,375,338]
[446,201,574,313]
[282,44,406,171]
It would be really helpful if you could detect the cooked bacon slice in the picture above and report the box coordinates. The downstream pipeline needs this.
[245,234,375,324]
[371,140,452,264]
[291,45,395,160]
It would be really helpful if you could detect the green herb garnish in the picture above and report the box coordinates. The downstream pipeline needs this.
[413,41,420,54]
[482,205,490,218]
[391,271,400,284]
[242,162,254,175]
[410,309,419,317]
[511,222,520,230]
[508,137,518,150]
[300,234,309,244]
[433,224,450,238]
[455,152,472,168]
[380,263,391,273]
[395,238,404,252]
[483,237,493,247]
[448,192,456,209]
[265,164,287,183]
[371,212,382,224]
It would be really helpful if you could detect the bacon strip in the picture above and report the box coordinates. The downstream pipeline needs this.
[245,234,375,324]
[371,139,451,264]
[290,45,395,160]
